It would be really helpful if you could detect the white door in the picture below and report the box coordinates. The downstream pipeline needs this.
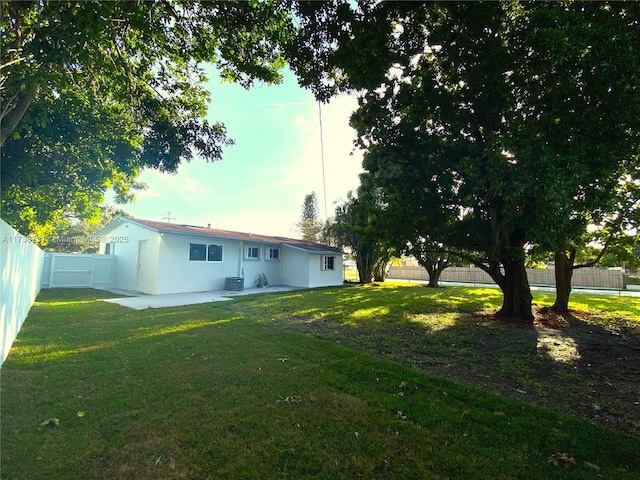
[280,249,291,286]
[136,240,148,291]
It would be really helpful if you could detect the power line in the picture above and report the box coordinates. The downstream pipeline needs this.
[318,102,328,220]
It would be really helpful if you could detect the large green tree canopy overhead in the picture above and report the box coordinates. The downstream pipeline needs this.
[1,0,292,239]
[288,1,640,320]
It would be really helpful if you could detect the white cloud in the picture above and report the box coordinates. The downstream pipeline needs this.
[105,71,365,237]
[134,188,162,199]
[173,176,213,202]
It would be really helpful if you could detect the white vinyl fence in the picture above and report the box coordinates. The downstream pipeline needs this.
[41,253,116,289]
[1,219,45,366]
[387,265,625,290]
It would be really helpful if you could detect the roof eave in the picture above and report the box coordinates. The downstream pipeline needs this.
[105,217,342,253]
[282,243,343,255]
[96,217,159,237]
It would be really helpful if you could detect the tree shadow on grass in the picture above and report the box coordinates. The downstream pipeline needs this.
[269,286,640,437]
[531,310,640,435]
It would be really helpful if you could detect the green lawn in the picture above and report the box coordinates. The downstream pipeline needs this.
[1,285,639,479]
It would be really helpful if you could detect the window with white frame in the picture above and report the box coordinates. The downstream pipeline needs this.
[189,243,207,261]
[190,243,223,262]
[322,255,335,270]
[267,247,280,260]
[245,245,260,260]
[208,244,223,262]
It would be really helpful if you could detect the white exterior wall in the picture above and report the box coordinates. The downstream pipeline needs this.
[100,223,160,294]
[155,234,242,294]
[155,237,286,294]
[280,247,311,288]
[279,247,343,288]
[239,243,283,288]
[1,219,45,366]
[308,253,344,288]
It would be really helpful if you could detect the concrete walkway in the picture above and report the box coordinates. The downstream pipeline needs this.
[103,286,299,310]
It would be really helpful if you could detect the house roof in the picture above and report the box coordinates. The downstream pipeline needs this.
[103,217,343,254]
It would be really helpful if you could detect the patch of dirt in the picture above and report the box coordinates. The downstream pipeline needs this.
[476,309,640,435]
[280,308,640,437]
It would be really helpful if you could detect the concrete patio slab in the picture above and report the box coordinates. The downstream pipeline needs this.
[103,286,299,310]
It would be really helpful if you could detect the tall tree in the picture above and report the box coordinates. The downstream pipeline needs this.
[331,179,392,284]
[367,163,462,288]
[1,0,293,237]
[289,1,640,321]
[332,194,375,284]
[502,4,640,312]
[405,240,455,289]
[297,192,322,242]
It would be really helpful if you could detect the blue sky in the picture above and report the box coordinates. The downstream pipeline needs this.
[111,66,364,238]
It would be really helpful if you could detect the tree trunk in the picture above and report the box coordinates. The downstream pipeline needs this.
[551,249,575,312]
[496,259,534,322]
[372,263,385,282]
[418,255,449,288]
[356,263,373,284]
[372,250,391,282]
[427,270,440,287]
[356,249,374,284]
[424,264,444,287]
[0,80,39,146]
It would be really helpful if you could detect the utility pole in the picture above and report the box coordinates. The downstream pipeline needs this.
[162,211,176,223]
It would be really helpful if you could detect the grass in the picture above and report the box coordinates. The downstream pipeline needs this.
[1,284,639,479]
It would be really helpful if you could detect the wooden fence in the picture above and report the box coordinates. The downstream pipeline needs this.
[387,266,625,290]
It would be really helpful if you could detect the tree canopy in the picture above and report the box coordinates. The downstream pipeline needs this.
[44,205,131,253]
[1,0,293,239]
[289,1,640,320]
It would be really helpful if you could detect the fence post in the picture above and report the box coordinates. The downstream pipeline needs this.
[48,253,56,288]
[90,255,95,288]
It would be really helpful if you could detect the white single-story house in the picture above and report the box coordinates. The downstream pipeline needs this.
[97,218,344,295]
